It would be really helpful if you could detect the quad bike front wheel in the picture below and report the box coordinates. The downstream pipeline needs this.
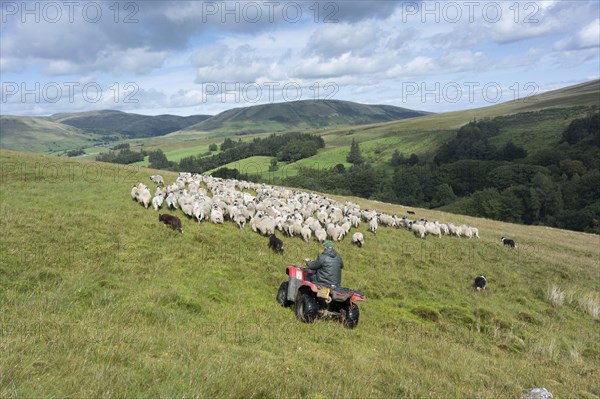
[295,291,318,323]
[276,281,293,308]
[341,302,360,329]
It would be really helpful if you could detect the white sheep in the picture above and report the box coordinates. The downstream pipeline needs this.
[447,223,461,237]
[130,185,139,201]
[368,217,378,234]
[459,224,473,239]
[424,222,442,238]
[410,223,427,239]
[193,200,211,223]
[210,206,224,224]
[180,202,194,218]
[152,192,164,211]
[255,217,276,236]
[379,213,396,227]
[436,222,449,235]
[341,219,352,235]
[326,223,344,241]
[471,227,480,238]
[301,225,312,243]
[137,186,151,209]
[352,232,365,247]
[233,211,247,229]
[165,193,178,210]
[314,227,327,243]
[150,174,164,186]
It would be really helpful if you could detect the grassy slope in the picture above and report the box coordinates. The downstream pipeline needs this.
[1,150,599,398]
[48,110,211,138]
[0,116,99,153]
[183,100,430,136]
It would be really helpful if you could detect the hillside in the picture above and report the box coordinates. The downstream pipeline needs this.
[1,149,598,398]
[315,79,600,149]
[127,80,599,167]
[48,110,211,138]
[0,115,99,153]
[182,99,431,136]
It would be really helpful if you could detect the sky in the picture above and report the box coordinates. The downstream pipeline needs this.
[0,0,599,116]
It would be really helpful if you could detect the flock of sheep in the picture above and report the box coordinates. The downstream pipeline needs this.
[130,173,481,247]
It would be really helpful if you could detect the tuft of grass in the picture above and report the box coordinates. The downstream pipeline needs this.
[547,285,565,307]
[577,292,600,320]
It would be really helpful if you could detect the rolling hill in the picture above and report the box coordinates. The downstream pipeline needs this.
[0,115,100,153]
[126,79,599,168]
[0,149,598,398]
[181,99,431,136]
[314,79,600,148]
[47,110,211,138]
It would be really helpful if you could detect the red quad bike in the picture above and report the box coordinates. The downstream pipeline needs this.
[276,264,366,328]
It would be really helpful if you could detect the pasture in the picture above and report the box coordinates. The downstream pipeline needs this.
[0,150,598,398]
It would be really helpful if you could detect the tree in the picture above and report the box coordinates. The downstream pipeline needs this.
[346,138,364,164]
[469,188,503,220]
[408,153,419,165]
[498,141,527,160]
[269,158,279,172]
[431,183,456,207]
[208,143,218,151]
[66,148,85,157]
[277,140,318,162]
[334,164,346,173]
[220,138,236,151]
[559,159,586,177]
[148,149,171,170]
[530,173,563,222]
[349,164,378,198]
[391,149,404,166]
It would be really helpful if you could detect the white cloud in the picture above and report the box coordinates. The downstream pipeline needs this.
[304,23,381,58]
[554,19,600,51]
[294,52,390,79]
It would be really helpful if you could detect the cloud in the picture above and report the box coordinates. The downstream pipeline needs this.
[499,47,548,69]
[304,23,381,58]
[191,44,231,68]
[193,44,286,83]
[554,19,600,51]
[294,52,391,79]
[386,50,489,79]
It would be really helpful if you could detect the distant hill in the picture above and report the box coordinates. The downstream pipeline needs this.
[48,110,211,138]
[0,110,213,153]
[0,115,98,153]
[182,100,431,136]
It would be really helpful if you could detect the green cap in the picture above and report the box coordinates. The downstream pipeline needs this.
[324,241,334,248]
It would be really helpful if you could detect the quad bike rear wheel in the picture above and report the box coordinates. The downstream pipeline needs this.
[276,281,293,307]
[341,302,360,329]
[295,291,318,323]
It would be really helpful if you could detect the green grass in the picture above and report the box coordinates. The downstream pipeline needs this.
[1,150,599,398]
[0,115,101,154]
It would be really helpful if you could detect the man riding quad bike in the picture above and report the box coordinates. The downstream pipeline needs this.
[276,241,365,328]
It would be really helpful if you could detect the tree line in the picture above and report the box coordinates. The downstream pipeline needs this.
[178,132,324,173]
